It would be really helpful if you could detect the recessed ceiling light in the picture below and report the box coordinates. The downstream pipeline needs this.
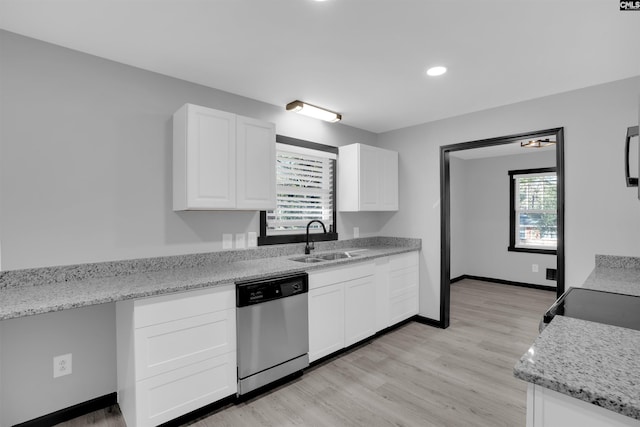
[426,66,447,77]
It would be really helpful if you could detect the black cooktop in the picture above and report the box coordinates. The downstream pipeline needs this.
[543,287,640,331]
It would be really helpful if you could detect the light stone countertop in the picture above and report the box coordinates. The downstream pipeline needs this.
[514,254,640,421]
[582,267,640,296]
[0,237,420,321]
[514,315,640,420]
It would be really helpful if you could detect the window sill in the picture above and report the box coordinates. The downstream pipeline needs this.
[258,232,339,246]
[508,246,557,255]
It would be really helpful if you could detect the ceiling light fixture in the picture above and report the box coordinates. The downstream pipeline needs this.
[426,66,447,77]
[521,138,556,148]
[286,100,342,123]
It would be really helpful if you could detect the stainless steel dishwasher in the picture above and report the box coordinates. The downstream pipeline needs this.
[236,272,309,396]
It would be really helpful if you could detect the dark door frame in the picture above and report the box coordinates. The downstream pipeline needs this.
[439,128,565,329]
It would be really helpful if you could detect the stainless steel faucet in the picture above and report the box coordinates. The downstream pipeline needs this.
[305,220,327,254]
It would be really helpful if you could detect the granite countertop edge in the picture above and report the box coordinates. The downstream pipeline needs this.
[513,254,640,421]
[0,237,421,321]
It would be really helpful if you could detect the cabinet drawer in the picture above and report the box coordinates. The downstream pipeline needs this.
[389,251,418,271]
[134,285,234,328]
[389,293,419,324]
[309,262,374,290]
[135,352,237,427]
[134,308,236,380]
[389,266,418,297]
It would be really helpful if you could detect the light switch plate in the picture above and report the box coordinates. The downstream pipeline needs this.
[247,232,257,248]
[222,234,233,249]
[236,233,246,249]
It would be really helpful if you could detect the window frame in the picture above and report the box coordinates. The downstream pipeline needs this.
[258,135,339,246]
[508,167,558,255]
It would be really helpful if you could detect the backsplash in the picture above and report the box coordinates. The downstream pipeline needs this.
[595,254,640,269]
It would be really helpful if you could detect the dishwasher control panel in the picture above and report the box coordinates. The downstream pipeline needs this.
[236,273,308,307]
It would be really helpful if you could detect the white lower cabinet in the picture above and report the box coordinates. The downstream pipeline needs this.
[308,262,375,362]
[116,285,237,427]
[344,275,377,346]
[388,251,419,325]
[308,283,345,362]
[527,384,640,427]
[308,250,420,362]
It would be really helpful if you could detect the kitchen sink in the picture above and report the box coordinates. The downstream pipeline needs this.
[290,251,360,263]
[290,256,324,263]
[315,252,358,260]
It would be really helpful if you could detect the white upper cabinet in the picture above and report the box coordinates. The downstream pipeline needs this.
[338,143,398,211]
[173,104,236,210]
[173,104,275,211]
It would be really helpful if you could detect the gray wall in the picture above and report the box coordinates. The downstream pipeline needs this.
[1,305,116,426]
[377,75,640,320]
[0,31,381,425]
[0,30,380,271]
[450,151,557,286]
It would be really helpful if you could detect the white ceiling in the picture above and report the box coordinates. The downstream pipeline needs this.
[1,0,639,134]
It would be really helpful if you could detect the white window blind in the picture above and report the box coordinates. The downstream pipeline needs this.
[514,172,557,249]
[265,144,335,236]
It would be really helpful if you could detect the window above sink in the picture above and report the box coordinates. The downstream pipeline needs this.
[259,135,339,246]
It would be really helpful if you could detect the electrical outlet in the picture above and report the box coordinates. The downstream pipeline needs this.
[247,232,257,248]
[53,353,72,378]
[532,264,539,273]
[235,233,246,249]
[353,227,360,238]
[222,234,233,249]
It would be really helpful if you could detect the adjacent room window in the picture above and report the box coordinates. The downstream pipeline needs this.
[258,136,338,245]
[508,167,557,254]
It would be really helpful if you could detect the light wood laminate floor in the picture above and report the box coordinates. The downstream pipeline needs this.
[57,279,556,427]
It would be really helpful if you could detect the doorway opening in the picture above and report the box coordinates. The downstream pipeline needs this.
[439,128,565,329]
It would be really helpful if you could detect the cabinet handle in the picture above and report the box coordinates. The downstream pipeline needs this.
[625,125,639,187]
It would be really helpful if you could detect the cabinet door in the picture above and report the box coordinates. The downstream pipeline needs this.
[236,116,276,210]
[344,275,377,346]
[309,284,345,362]
[337,143,398,212]
[379,149,398,210]
[359,144,381,210]
[178,105,236,209]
